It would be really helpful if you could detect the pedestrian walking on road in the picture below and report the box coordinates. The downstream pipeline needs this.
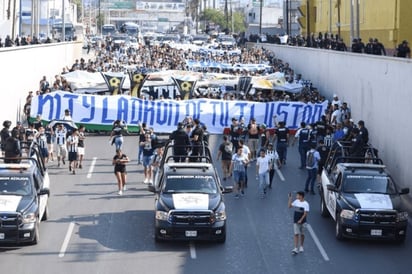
[274,121,289,165]
[216,135,233,181]
[55,123,67,167]
[230,146,249,199]
[67,129,79,175]
[304,144,321,194]
[288,191,309,255]
[140,133,155,184]
[109,120,127,151]
[112,149,129,195]
[266,143,281,188]
[77,125,86,169]
[256,149,271,198]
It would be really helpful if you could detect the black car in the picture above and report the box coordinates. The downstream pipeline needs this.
[148,141,232,243]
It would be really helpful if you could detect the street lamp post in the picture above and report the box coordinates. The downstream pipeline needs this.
[259,0,263,37]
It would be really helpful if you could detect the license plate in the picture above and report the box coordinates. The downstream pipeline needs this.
[185,230,197,237]
[371,229,382,236]
[0,233,4,240]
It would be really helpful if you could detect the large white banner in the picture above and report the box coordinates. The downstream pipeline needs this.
[31,92,328,133]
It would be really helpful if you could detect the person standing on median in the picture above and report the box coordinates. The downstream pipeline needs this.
[288,191,309,255]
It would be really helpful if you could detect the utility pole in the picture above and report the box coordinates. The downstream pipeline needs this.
[225,0,228,32]
[337,0,341,38]
[62,0,65,40]
[306,0,310,41]
[350,0,354,45]
[259,0,263,37]
[355,0,360,38]
[285,0,289,35]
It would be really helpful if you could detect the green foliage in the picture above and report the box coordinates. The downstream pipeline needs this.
[203,8,246,33]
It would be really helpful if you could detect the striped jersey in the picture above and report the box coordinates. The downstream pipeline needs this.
[56,129,67,145]
[67,135,79,152]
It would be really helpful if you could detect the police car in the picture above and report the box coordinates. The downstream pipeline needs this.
[320,141,409,243]
[0,144,50,245]
[148,141,232,243]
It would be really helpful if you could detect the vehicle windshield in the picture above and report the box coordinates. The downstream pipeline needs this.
[342,174,397,194]
[163,175,218,194]
[0,176,32,196]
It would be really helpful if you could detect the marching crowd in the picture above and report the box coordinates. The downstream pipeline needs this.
[2,37,376,255]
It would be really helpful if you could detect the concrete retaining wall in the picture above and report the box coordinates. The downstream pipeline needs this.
[262,44,412,209]
[0,42,83,123]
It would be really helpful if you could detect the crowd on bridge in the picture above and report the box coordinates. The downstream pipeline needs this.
[248,32,410,58]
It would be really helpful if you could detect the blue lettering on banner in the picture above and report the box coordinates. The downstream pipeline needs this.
[290,103,304,128]
[276,103,290,124]
[80,95,95,122]
[143,100,155,125]
[118,97,129,122]
[30,92,328,134]
[102,98,114,124]
[156,101,168,125]
[130,97,141,124]
[62,93,79,115]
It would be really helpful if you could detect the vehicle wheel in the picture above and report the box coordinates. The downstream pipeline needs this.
[396,236,406,244]
[41,205,49,221]
[335,215,344,241]
[320,198,329,218]
[154,233,162,243]
[32,220,40,245]
[216,235,226,244]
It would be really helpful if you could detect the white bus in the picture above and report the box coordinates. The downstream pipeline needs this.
[102,24,117,37]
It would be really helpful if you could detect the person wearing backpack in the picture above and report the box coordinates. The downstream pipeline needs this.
[217,135,233,181]
[304,143,321,195]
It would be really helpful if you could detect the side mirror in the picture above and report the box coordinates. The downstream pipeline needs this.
[148,184,156,193]
[39,188,50,196]
[400,188,410,195]
[326,184,337,192]
[221,186,233,194]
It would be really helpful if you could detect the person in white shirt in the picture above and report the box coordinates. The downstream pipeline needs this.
[256,149,271,198]
[266,143,281,188]
[55,124,67,167]
[331,94,341,107]
[62,109,73,120]
[238,139,251,188]
[288,191,309,255]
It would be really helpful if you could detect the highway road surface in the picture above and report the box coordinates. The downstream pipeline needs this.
[0,135,410,274]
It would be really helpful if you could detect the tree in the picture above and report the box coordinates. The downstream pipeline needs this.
[203,8,245,34]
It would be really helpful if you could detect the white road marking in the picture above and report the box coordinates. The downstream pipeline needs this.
[307,223,330,261]
[275,168,286,181]
[58,222,75,258]
[86,157,97,179]
[189,241,197,259]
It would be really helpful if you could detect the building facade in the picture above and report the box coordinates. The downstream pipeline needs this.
[298,0,412,49]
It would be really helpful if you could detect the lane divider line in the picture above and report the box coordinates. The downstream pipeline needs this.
[189,241,197,259]
[307,223,330,261]
[87,157,97,179]
[275,168,286,181]
[58,221,75,258]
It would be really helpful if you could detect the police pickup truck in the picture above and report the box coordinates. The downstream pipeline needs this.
[319,141,409,242]
[0,143,50,245]
[148,141,232,243]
